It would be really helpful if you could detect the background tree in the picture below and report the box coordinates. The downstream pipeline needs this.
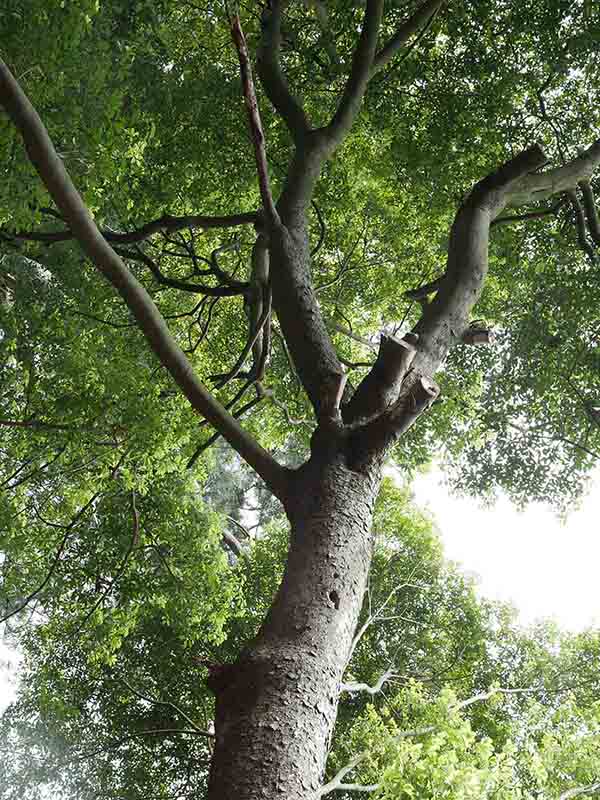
[1,0,599,798]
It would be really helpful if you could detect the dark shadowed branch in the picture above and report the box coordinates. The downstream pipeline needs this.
[231,14,280,228]
[4,210,258,246]
[114,246,247,296]
[579,180,600,245]
[256,0,311,142]
[567,189,596,262]
[491,201,562,227]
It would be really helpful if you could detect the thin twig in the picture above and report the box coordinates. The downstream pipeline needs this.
[0,488,104,624]
[120,676,211,736]
[231,14,280,228]
[74,490,140,633]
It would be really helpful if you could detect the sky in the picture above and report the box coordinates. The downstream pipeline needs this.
[413,467,600,631]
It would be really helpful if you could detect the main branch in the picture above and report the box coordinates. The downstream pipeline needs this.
[411,146,548,379]
[322,0,384,150]
[346,146,548,455]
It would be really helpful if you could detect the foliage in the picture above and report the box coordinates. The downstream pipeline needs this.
[335,682,600,800]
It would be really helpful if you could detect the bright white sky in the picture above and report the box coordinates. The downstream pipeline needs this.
[413,467,600,631]
[0,639,20,713]
[2,469,599,714]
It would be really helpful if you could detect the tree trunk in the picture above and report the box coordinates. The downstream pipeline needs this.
[207,436,381,799]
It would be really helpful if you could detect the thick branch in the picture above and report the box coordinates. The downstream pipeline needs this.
[343,334,417,423]
[347,147,548,460]
[579,180,600,245]
[0,58,289,503]
[256,0,311,141]
[506,138,600,208]
[323,0,384,149]
[411,146,548,379]
[372,0,445,72]
[7,211,258,246]
[567,190,596,262]
[269,223,346,417]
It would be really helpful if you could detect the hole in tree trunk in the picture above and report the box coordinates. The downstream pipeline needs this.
[329,590,340,610]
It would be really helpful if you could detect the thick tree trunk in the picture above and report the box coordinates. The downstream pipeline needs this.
[207,438,381,799]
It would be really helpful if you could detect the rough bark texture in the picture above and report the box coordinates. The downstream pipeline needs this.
[269,220,346,419]
[207,435,380,799]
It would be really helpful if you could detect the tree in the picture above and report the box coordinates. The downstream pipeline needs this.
[0,0,599,797]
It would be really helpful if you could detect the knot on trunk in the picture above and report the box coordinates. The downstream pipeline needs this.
[201,660,238,694]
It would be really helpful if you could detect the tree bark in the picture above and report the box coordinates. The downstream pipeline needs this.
[207,434,381,799]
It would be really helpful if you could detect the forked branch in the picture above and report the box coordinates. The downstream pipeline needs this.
[340,667,396,696]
